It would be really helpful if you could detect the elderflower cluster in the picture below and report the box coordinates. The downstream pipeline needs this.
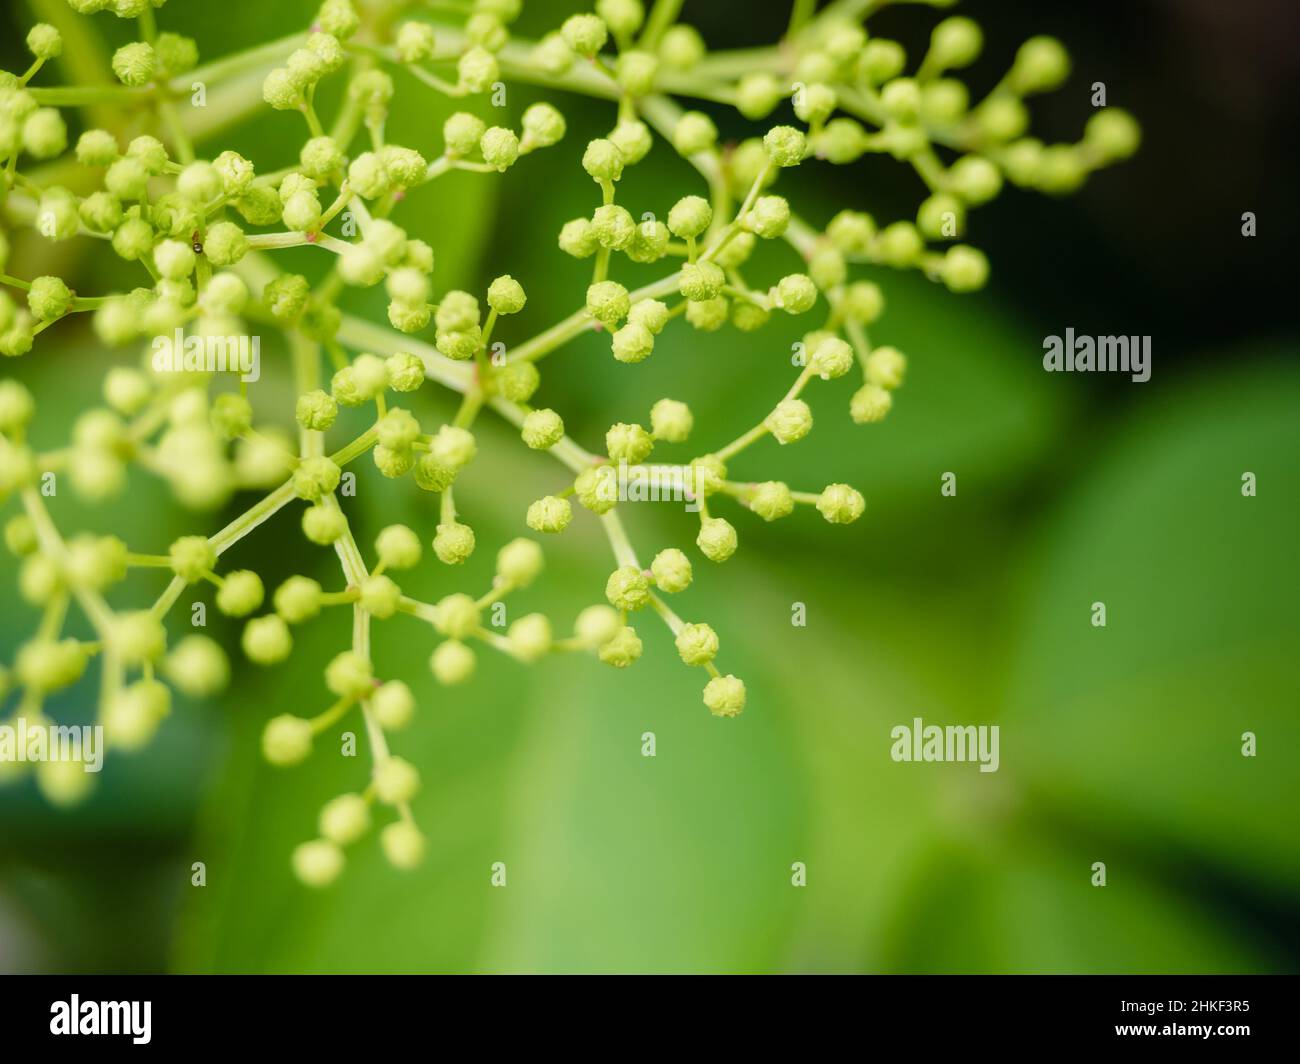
[0,0,1137,886]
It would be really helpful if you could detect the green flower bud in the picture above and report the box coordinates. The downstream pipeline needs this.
[751,481,794,521]
[764,125,807,167]
[810,336,853,380]
[292,839,343,887]
[526,495,572,533]
[76,128,118,166]
[75,192,120,234]
[628,299,669,335]
[495,361,539,402]
[433,593,480,640]
[876,220,924,266]
[457,46,499,93]
[332,353,389,404]
[843,281,885,324]
[202,220,246,266]
[1009,36,1071,95]
[235,185,282,226]
[592,204,635,250]
[736,72,782,119]
[866,345,907,389]
[608,119,652,165]
[413,453,456,492]
[658,24,704,69]
[1085,108,1141,162]
[817,117,868,164]
[859,39,906,85]
[679,261,724,302]
[496,537,544,587]
[598,625,643,667]
[292,455,341,501]
[675,621,718,666]
[384,352,425,393]
[948,155,1002,204]
[975,95,1028,142]
[561,13,608,57]
[443,112,486,157]
[508,613,552,663]
[940,244,990,293]
[559,217,598,258]
[921,79,970,128]
[809,246,847,289]
[605,565,649,610]
[672,111,717,156]
[616,50,658,96]
[521,408,564,450]
[101,678,169,750]
[320,793,371,844]
[586,280,630,327]
[765,398,813,444]
[165,635,229,697]
[302,504,347,544]
[431,424,476,468]
[323,650,373,700]
[127,135,169,174]
[929,17,982,70]
[433,521,476,565]
[217,569,265,616]
[774,273,817,313]
[21,108,65,158]
[582,138,624,183]
[347,151,390,200]
[359,574,401,618]
[396,21,436,63]
[850,383,893,424]
[169,535,215,582]
[685,297,728,332]
[574,464,618,513]
[596,0,644,36]
[743,195,790,239]
[430,639,475,685]
[372,681,415,730]
[295,389,337,431]
[318,0,360,39]
[703,673,746,717]
[274,575,323,624]
[611,322,654,364]
[263,713,312,765]
[480,126,520,171]
[697,516,737,562]
[650,547,692,592]
[27,23,63,60]
[817,483,866,524]
[37,188,79,241]
[626,218,669,264]
[486,274,527,315]
[605,422,653,464]
[210,392,252,439]
[26,276,71,322]
[381,820,426,869]
[520,102,566,150]
[112,42,155,87]
[666,195,711,239]
[574,604,621,647]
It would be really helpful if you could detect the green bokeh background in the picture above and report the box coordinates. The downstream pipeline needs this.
[1,0,1296,973]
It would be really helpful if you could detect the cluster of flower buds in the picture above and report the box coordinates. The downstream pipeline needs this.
[0,0,1136,885]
